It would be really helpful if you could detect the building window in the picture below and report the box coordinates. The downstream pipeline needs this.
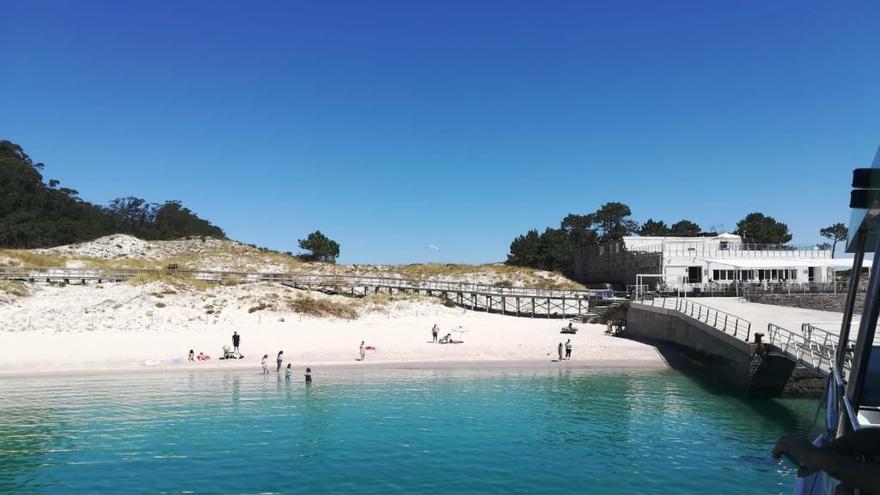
[720,241,729,250]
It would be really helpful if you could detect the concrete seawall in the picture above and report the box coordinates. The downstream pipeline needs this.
[627,304,754,391]
[627,304,825,397]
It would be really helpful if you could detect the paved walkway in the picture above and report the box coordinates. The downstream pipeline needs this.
[695,297,846,335]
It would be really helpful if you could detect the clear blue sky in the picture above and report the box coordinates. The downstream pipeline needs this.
[2,1,878,264]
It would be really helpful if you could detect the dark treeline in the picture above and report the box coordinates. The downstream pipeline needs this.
[506,202,792,274]
[0,140,225,248]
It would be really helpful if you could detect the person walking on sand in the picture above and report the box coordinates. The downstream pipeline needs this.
[565,339,572,360]
[432,324,439,343]
[557,342,564,361]
[232,331,241,355]
[276,351,284,372]
[261,354,269,374]
[359,341,366,361]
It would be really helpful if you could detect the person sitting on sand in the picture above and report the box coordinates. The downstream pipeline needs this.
[276,351,284,372]
[197,352,210,361]
[305,367,312,384]
[261,354,269,374]
[359,341,366,361]
[222,345,236,359]
[188,349,195,362]
[432,324,439,343]
[439,333,452,344]
[285,363,292,380]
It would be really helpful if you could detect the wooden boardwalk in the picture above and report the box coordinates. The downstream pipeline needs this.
[0,267,597,318]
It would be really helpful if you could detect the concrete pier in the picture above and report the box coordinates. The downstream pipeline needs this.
[627,302,827,397]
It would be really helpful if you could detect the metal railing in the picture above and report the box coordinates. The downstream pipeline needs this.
[764,323,864,375]
[641,281,855,297]
[765,323,837,374]
[829,353,861,432]
[0,266,598,300]
[641,297,752,341]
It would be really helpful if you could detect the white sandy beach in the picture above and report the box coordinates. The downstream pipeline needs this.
[0,235,666,375]
[0,281,665,375]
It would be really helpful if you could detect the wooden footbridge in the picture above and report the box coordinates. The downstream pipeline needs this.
[0,267,598,318]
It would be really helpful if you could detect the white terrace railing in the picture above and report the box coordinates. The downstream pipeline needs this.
[639,296,752,342]
[621,242,831,259]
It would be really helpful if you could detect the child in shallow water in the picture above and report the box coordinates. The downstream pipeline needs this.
[285,363,292,380]
[305,367,312,384]
[261,354,269,374]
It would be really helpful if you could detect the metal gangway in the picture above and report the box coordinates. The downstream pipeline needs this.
[764,323,852,375]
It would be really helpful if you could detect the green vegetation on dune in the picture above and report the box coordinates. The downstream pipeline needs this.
[0,280,28,297]
[287,295,358,319]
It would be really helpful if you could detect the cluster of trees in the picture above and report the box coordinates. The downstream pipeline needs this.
[506,202,798,274]
[297,230,340,263]
[0,140,225,248]
[507,202,649,272]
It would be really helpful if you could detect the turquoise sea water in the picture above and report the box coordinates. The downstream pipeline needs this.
[0,368,815,494]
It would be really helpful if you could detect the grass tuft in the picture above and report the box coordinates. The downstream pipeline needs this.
[0,280,29,297]
[248,302,271,313]
[288,295,358,319]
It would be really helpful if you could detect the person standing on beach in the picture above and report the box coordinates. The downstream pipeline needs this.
[565,339,572,360]
[359,341,366,361]
[276,351,284,372]
[261,354,269,374]
[232,331,241,355]
[305,367,312,384]
[432,324,439,343]
[557,342,564,361]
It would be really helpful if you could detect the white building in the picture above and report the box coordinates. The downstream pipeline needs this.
[574,233,856,289]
